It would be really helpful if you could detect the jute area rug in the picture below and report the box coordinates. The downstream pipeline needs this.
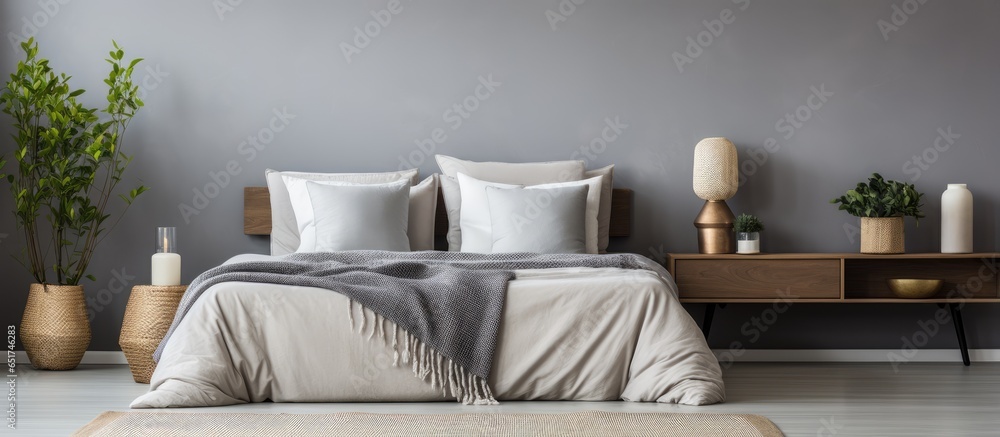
[74,410,783,436]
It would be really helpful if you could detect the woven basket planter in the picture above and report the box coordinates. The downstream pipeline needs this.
[119,285,187,383]
[861,217,905,254]
[20,284,91,370]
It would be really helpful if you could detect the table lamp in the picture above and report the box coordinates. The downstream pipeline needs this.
[693,137,738,254]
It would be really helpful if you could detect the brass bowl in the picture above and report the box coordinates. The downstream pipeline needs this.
[887,279,943,299]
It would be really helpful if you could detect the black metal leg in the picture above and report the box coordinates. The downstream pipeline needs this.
[702,303,716,339]
[949,303,971,366]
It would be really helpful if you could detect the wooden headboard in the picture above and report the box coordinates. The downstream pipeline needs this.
[244,187,633,238]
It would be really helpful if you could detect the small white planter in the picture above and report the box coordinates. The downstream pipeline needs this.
[737,232,760,254]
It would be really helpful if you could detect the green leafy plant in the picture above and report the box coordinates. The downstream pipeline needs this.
[0,38,148,285]
[830,173,924,224]
[734,213,765,233]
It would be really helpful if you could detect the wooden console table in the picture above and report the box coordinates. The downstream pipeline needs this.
[667,253,1000,366]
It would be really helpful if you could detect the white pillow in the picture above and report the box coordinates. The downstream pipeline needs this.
[457,173,602,254]
[585,165,614,253]
[303,179,410,252]
[457,173,519,253]
[532,176,603,254]
[436,155,587,251]
[437,155,587,185]
[265,169,419,255]
[439,175,464,251]
[486,185,588,254]
[405,175,438,251]
[283,175,436,252]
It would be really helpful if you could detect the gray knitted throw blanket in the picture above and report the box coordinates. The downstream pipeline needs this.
[153,251,654,404]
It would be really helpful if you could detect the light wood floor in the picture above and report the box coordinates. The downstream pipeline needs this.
[3,363,998,436]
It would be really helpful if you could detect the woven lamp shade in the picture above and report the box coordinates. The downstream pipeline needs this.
[693,137,739,201]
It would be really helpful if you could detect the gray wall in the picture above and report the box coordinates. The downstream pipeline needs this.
[2,0,998,354]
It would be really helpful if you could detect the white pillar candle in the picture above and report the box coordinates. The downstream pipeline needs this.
[151,252,181,286]
[152,227,181,286]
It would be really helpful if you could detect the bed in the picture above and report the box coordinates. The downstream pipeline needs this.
[131,164,725,408]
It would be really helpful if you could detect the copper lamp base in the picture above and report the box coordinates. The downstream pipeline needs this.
[694,200,736,254]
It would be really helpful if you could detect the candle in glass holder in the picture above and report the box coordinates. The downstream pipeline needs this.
[151,227,181,286]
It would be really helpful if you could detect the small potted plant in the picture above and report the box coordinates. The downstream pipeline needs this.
[734,213,764,254]
[830,173,924,254]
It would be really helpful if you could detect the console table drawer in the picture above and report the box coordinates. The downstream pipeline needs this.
[673,259,841,299]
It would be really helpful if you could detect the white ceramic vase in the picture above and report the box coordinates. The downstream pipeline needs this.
[941,184,973,253]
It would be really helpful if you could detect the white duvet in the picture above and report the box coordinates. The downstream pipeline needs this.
[131,254,724,408]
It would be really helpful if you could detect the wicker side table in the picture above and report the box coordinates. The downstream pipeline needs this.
[119,285,187,383]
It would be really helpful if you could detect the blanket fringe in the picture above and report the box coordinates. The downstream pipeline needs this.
[347,301,498,405]
[348,300,355,330]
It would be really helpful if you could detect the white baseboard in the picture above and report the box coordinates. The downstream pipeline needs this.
[14,350,1000,365]
[712,349,1000,362]
[14,351,127,365]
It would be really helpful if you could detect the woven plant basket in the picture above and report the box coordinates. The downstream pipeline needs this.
[861,217,905,254]
[119,285,187,383]
[20,284,91,370]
